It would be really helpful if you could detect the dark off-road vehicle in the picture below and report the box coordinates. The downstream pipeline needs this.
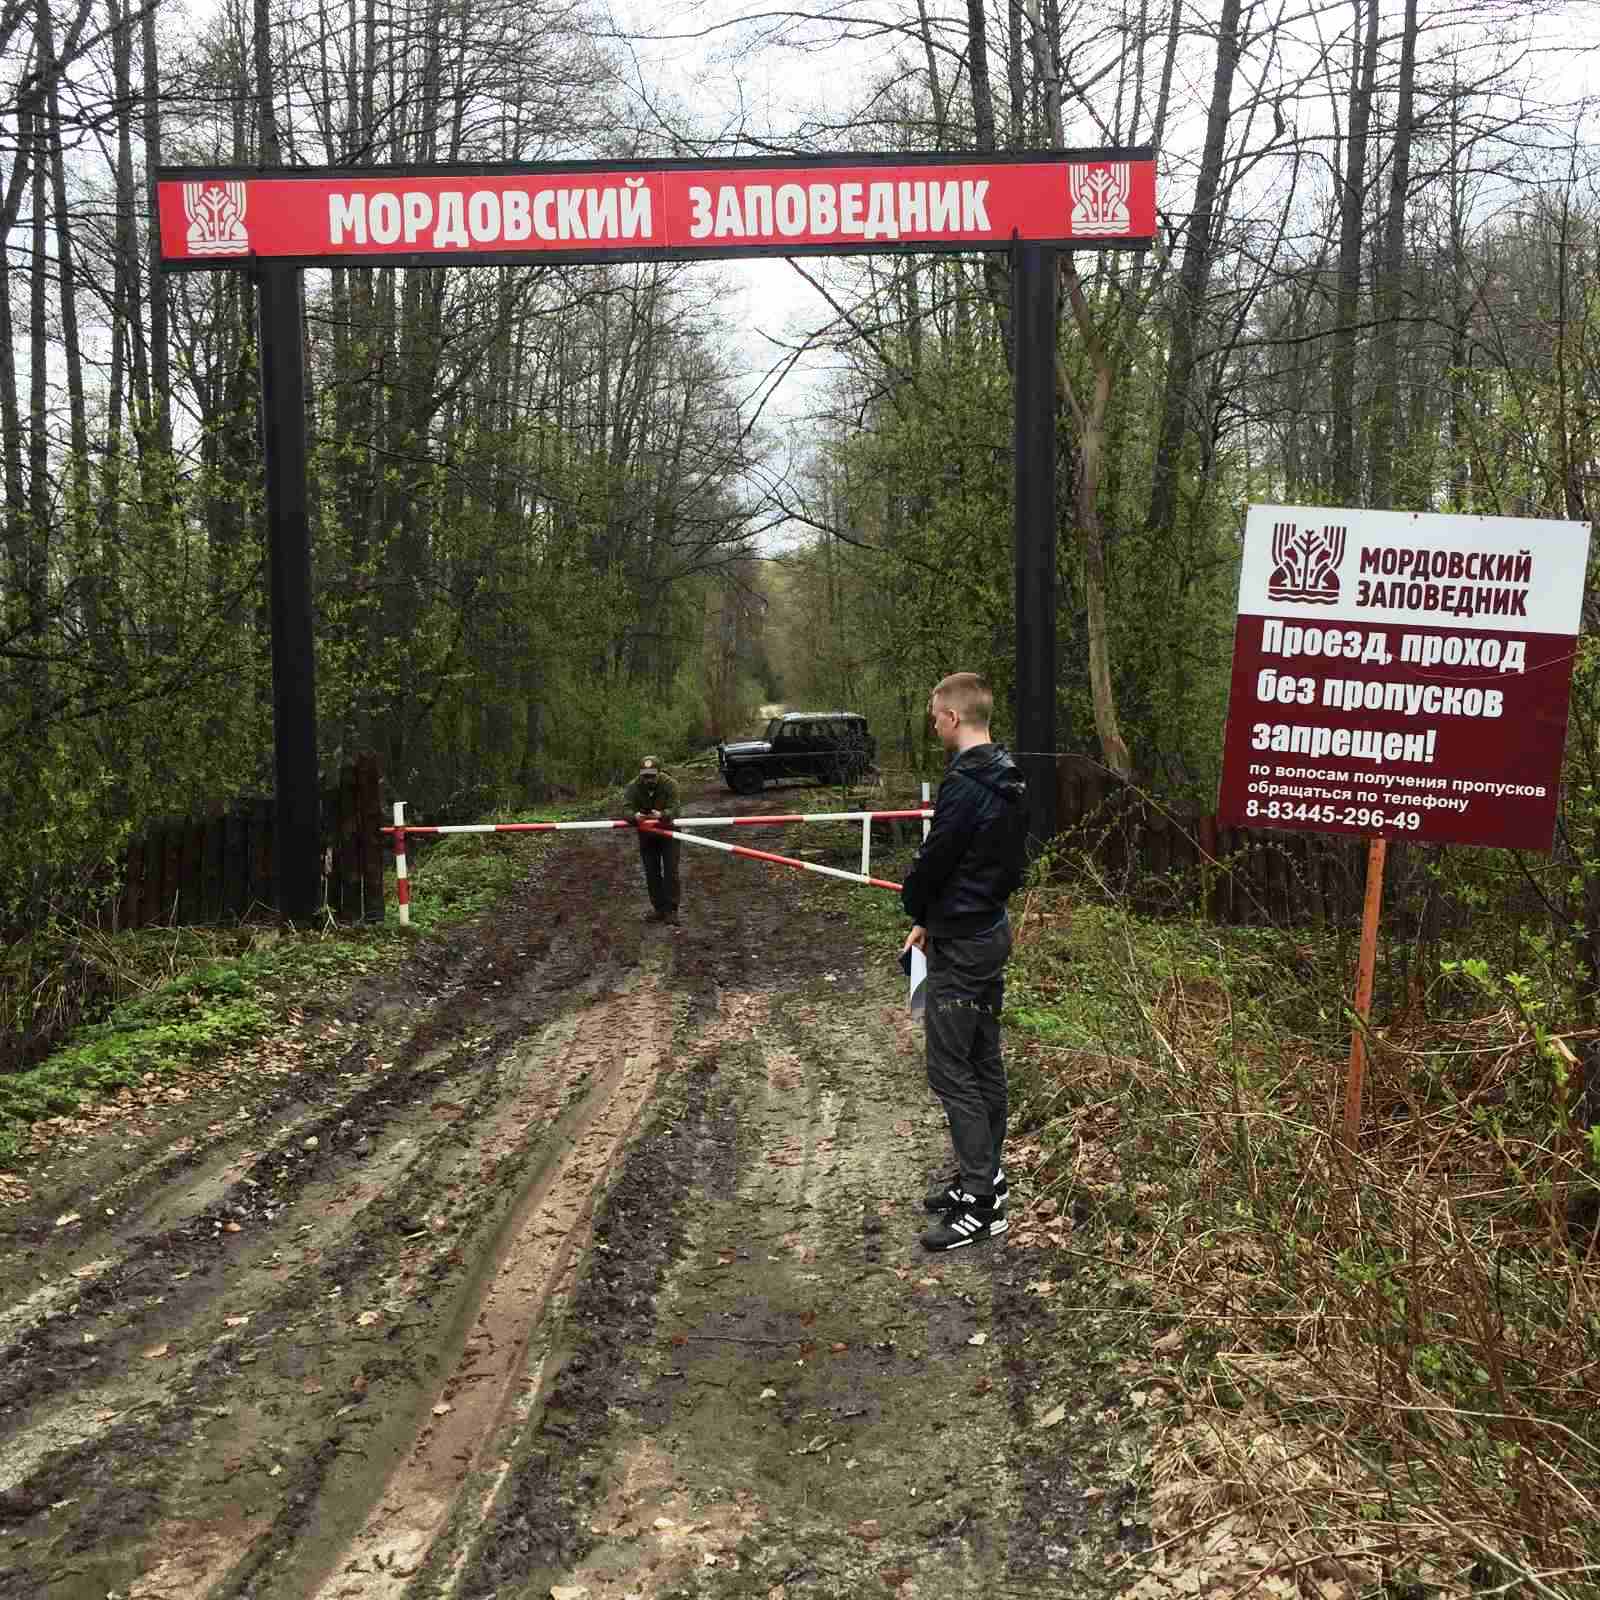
[718,712,877,795]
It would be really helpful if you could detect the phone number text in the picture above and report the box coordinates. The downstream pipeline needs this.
[1243,800,1423,830]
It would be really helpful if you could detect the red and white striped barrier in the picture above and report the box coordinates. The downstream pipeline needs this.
[638,822,903,891]
[382,785,937,918]
[378,809,930,835]
[393,801,412,926]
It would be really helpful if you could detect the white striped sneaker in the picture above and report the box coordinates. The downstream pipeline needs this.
[919,1194,1009,1252]
[923,1167,1009,1214]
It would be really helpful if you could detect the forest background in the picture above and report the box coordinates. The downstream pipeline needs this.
[1,0,1599,982]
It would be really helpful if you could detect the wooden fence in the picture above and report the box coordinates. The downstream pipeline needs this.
[1054,760,1430,932]
[117,752,386,929]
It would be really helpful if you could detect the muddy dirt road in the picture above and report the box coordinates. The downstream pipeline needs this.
[0,781,1149,1600]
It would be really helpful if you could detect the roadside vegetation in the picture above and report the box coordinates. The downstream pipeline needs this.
[842,827,1600,1600]
[0,826,552,1165]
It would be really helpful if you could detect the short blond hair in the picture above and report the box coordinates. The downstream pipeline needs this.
[930,672,993,728]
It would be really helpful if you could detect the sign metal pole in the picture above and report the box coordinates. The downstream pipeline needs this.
[1341,835,1388,1150]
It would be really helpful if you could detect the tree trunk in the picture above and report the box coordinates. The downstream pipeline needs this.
[1145,0,1241,539]
[1368,0,1418,510]
[1445,89,1468,508]
[1148,0,1183,155]
[1007,0,1026,143]
[1330,0,1380,505]
[0,153,29,607]
[965,0,1012,358]
[108,0,148,442]
[142,0,171,452]
[254,0,282,163]
[1063,258,1133,779]
[1024,0,1132,778]
[1126,0,1150,144]
[1553,187,1588,525]
[915,0,945,140]
[45,61,87,505]
[97,0,131,663]
[28,93,49,625]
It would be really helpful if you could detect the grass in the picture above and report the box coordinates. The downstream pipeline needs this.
[0,819,557,1165]
[838,840,1600,1599]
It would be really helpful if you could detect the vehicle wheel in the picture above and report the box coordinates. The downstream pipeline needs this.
[731,767,764,796]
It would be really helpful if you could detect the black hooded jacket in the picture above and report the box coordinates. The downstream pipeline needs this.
[900,743,1028,936]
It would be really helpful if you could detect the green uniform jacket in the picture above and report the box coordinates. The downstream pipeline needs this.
[623,771,680,827]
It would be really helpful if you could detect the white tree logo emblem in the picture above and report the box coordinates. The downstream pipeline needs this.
[1068,162,1132,235]
[183,181,250,256]
[1268,521,1345,604]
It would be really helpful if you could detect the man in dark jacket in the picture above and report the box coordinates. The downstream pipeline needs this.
[901,673,1028,1251]
[624,757,682,925]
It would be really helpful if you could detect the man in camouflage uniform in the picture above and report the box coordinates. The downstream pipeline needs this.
[624,756,682,925]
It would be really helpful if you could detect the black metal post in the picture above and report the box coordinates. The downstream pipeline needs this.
[1013,243,1058,847]
[256,263,322,921]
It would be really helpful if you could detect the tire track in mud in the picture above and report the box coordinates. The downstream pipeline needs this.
[521,951,1031,1600]
[0,936,624,1494]
[299,974,676,1598]
[0,782,1148,1600]
[0,827,654,1599]
[0,783,815,1599]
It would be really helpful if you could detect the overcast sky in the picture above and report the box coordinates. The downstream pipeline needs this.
[600,1,907,453]
[601,0,1600,386]
[596,0,1600,552]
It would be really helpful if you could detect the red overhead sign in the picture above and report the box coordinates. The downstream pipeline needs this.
[155,151,1156,268]
[1216,505,1592,852]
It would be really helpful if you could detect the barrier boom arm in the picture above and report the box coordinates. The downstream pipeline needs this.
[379,808,930,836]
[378,806,921,917]
[642,822,902,893]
